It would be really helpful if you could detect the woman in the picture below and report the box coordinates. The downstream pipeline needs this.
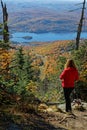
[59,59,79,113]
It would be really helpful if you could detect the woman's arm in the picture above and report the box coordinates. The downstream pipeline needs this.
[59,69,66,80]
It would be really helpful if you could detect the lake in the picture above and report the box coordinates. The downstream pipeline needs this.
[10,32,87,45]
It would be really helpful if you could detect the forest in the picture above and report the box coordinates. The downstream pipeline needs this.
[0,0,87,130]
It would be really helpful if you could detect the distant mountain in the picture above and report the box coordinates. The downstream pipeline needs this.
[0,0,87,33]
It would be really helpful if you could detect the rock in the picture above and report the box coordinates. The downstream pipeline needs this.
[38,103,48,112]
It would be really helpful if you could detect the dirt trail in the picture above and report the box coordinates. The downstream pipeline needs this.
[0,103,87,130]
[44,110,87,130]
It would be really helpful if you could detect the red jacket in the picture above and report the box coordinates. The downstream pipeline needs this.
[59,67,79,88]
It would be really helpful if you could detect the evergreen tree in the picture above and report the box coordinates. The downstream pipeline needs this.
[24,52,34,82]
[13,46,26,95]
[17,46,25,70]
[13,47,37,95]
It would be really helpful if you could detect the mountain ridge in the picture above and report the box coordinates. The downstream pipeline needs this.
[0,1,87,34]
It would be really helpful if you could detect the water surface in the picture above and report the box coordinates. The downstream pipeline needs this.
[11,32,87,44]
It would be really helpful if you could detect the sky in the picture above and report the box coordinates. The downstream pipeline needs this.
[2,0,84,2]
[1,0,85,5]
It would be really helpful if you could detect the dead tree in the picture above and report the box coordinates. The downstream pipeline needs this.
[1,0,9,43]
[76,0,86,50]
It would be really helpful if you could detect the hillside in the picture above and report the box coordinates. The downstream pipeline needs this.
[0,1,87,33]
[0,0,87,128]
[0,38,87,130]
[23,40,73,80]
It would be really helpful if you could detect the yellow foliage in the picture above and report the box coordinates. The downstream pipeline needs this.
[80,62,87,82]
[0,49,11,70]
[0,48,13,82]
[44,56,58,77]
[26,80,38,93]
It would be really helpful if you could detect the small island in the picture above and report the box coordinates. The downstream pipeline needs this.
[23,36,32,40]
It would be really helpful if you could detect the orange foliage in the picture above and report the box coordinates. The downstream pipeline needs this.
[31,40,70,56]
[30,40,70,77]
[44,56,57,77]
[21,40,71,78]
[0,48,11,76]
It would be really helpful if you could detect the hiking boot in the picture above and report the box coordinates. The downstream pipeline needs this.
[66,111,76,118]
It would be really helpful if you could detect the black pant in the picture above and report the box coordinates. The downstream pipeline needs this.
[63,88,74,112]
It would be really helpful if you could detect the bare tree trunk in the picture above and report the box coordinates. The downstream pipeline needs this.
[1,0,9,43]
[76,0,86,50]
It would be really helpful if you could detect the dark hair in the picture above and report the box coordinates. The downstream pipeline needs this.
[65,59,76,69]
